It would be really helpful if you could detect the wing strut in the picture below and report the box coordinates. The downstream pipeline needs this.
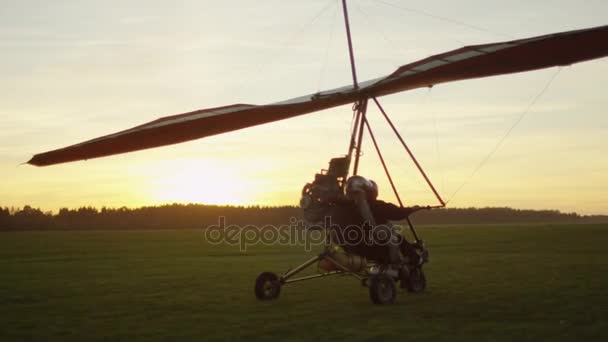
[351,99,368,175]
[340,0,444,209]
[372,97,446,207]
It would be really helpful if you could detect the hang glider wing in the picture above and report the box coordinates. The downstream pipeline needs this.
[28,25,608,166]
[365,25,608,96]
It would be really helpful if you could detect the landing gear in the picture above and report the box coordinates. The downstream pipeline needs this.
[369,274,397,305]
[405,267,427,293]
[254,272,281,301]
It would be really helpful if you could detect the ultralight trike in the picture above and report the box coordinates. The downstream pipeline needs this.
[254,156,430,305]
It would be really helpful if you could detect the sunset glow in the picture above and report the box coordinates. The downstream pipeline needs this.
[145,159,257,206]
[1,0,606,214]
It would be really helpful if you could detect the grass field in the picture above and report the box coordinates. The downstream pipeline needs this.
[1,224,607,341]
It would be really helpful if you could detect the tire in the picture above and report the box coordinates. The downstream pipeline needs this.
[369,274,396,305]
[254,272,281,301]
[406,267,426,293]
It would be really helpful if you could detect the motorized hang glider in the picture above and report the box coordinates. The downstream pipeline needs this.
[28,24,608,168]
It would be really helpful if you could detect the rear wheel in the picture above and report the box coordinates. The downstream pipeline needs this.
[254,272,281,301]
[369,274,396,305]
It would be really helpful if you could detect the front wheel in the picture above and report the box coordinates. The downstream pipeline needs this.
[369,274,396,305]
[254,272,281,301]
[406,267,426,293]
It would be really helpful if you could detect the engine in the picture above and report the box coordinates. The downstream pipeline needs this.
[300,156,350,225]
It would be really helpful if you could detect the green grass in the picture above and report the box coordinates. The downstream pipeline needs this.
[1,224,607,341]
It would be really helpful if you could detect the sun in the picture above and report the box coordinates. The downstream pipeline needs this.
[144,159,256,206]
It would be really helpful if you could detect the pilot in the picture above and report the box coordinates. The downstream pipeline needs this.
[329,176,423,265]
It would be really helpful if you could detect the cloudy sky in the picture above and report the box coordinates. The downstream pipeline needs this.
[1,0,607,214]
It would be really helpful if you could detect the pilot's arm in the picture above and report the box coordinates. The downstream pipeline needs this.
[371,200,423,221]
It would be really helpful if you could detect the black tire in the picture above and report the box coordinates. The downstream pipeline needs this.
[399,266,409,289]
[369,274,396,305]
[254,272,281,301]
[406,267,426,293]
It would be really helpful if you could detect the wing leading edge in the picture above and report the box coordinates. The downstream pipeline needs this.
[28,25,608,166]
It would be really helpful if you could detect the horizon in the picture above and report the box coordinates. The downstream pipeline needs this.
[2,202,606,218]
[1,0,607,214]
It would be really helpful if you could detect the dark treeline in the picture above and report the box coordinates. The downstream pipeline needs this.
[0,204,300,230]
[0,204,606,231]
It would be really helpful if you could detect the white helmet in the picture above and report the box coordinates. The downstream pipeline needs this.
[346,176,378,201]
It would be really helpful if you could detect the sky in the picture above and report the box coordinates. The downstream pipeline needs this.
[1,0,607,214]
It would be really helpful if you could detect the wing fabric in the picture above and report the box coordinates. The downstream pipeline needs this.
[27,98,364,166]
[368,25,608,96]
[28,25,608,166]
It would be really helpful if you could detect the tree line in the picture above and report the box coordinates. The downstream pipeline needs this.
[1,204,605,231]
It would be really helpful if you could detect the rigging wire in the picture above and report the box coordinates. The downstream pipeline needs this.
[428,87,446,196]
[317,4,339,92]
[368,0,514,39]
[253,0,336,76]
[446,67,563,204]
[352,0,406,68]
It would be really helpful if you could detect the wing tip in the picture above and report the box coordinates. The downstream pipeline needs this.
[26,156,41,167]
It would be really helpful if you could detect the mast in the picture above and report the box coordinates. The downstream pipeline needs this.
[341,0,359,88]
[342,0,367,175]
